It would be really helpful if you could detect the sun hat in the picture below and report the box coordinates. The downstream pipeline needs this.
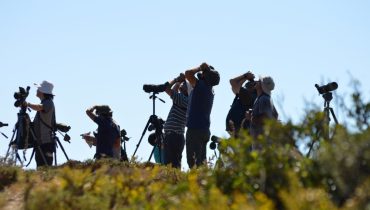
[34,80,54,95]
[259,76,275,95]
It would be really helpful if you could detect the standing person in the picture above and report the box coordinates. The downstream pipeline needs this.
[25,80,56,167]
[83,105,120,159]
[227,71,257,137]
[163,73,189,168]
[185,62,220,168]
[248,76,278,149]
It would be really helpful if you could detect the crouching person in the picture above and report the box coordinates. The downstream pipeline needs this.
[83,105,121,160]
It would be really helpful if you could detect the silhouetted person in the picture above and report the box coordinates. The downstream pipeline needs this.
[25,81,56,167]
[185,62,220,168]
[83,105,120,159]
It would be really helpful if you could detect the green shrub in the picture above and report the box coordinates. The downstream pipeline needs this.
[0,166,19,191]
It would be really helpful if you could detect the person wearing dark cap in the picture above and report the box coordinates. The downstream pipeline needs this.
[185,62,220,168]
[25,80,56,167]
[84,105,120,159]
[227,71,257,137]
[247,76,278,149]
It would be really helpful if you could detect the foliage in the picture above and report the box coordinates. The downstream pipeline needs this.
[0,166,19,191]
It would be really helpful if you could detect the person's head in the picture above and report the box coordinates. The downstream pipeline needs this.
[244,80,257,92]
[255,76,275,95]
[35,81,54,100]
[201,65,220,87]
[95,105,113,118]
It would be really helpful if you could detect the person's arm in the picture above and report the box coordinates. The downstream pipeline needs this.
[26,102,44,112]
[86,106,97,121]
[165,73,185,96]
[230,71,255,95]
[185,63,205,88]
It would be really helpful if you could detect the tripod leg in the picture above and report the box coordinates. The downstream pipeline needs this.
[26,149,35,167]
[56,137,70,161]
[147,146,156,162]
[306,142,314,158]
[329,108,339,124]
[4,129,17,162]
[132,117,151,159]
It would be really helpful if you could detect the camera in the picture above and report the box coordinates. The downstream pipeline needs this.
[55,123,71,142]
[315,82,338,94]
[210,135,222,150]
[148,117,165,132]
[0,122,8,128]
[120,129,130,141]
[143,82,170,94]
[56,123,71,133]
[14,86,30,107]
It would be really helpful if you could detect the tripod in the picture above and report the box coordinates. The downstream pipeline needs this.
[120,129,130,161]
[132,92,165,163]
[51,133,70,165]
[0,122,8,139]
[307,92,338,157]
[209,136,225,168]
[3,107,48,166]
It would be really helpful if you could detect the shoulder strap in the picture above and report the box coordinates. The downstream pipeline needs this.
[39,110,57,132]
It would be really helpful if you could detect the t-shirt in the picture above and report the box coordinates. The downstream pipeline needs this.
[163,91,188,134]
[93,116,120,158]
[33,99,55,144]
[186,79,214,130]
[250,93,278,137]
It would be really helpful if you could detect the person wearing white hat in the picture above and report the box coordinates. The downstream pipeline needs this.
[248,76,278,147]
[25,80,56,167]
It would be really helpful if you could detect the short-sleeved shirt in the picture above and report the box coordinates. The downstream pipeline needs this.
[33,99,55,144]
[186,79,214,130]
[250,93,278,137]
[93,116,120,158]
[163,91,188,134]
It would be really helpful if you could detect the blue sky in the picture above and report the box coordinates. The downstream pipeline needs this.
[1,1,369,170]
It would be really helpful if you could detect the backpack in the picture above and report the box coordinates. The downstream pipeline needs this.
[225,85,257,132]
[225,96,246,132]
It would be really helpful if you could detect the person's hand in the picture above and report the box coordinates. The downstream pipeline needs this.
[245,109,252,121]
[175,73,185,82]
[244,71,255,81]
[22,101,28,107]
[87,106,96,113]
[200,62,209,72]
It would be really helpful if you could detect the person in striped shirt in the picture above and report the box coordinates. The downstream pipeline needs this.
[163,73,189,168]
